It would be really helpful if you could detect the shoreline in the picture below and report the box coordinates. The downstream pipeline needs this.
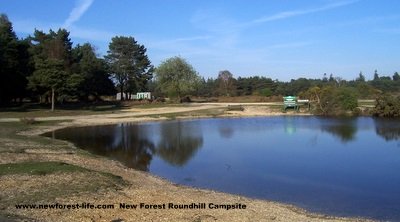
[1,104,371,222]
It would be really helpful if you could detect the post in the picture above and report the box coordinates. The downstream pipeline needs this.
[51,87,55,112]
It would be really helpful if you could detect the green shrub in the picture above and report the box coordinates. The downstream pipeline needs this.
[259,88,272,97]
[372,94,400,117]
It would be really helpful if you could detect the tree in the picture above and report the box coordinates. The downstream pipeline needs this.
[328,73,335,82]
[322,73,328,82]
[155,56,201,99]
[373,69,379,81]
[27,29,76,111]
[217,70,235,96]
[393,72,400,81]
[72,43,115,101]
[0,14,31,105]
[356,71,365,82]
[105,36,153,100]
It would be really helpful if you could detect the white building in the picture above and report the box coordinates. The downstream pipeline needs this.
[136,92,152,100]
[116,92,152,100]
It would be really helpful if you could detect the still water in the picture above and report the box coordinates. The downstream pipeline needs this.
[44,117,400,221]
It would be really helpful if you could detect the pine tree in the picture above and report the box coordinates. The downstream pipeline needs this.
[28,29,76,111]
[72,43,115,101]
[0,14,31,105]
[105,36,153,100]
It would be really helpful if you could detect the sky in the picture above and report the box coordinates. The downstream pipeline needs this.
[1,0,400,81]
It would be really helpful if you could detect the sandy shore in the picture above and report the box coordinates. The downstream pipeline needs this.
[0,104,371,222]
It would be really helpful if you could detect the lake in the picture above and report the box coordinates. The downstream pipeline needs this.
[44,116,400,221]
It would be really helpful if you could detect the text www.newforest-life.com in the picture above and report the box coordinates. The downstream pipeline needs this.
[15,203,114,210]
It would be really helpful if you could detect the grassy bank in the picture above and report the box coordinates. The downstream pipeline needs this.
[0,121,126,221]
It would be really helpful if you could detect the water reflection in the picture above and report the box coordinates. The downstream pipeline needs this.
[51,124,156,170]
[320,118,357,143]
[47,121,203,171]
[44,117,400,221]
[374,118,400,141]
[218,126,234,138]
[156,121,203,166]
[284,117,296,135]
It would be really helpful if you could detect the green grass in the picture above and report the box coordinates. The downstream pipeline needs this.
[0,161,126,206]
[0,161,87,176]
[0,121,75,154]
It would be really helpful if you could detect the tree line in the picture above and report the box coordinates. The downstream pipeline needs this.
[0,14,154,109]
[1,13,399,116]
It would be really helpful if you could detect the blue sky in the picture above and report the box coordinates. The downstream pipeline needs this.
[1,0,400,81]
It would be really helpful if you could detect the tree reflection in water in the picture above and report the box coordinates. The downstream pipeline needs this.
[320,118,357,143]
[374,118,400,141]
[110,123,156,171]
[48,121,204,171]
[218,126,234,138]
[51,124,156,171]
[156,121,203,167]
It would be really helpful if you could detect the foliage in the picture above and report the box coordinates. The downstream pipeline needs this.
[0,14,32,105]
[216,70,236,96]
[72,43,115,100]
[356,72,366,82]
[155,56,201,99]
[105,36,153,100]
[2,13,400,117]
[236,76,276,96]
[336,87,358,111]
[258,88,272,97]
[372,94,400,117]
[301,86,358,115]
[27,29,77,110]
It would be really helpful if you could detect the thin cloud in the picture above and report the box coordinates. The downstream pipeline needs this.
[252,0,359,24]
[63,0,94,28]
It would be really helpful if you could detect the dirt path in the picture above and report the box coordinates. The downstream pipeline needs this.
[0,102,306,124]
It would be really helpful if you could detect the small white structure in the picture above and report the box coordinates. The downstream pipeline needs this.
[116,92,134,100]
[136,92,152,100]
[116,92,152,100]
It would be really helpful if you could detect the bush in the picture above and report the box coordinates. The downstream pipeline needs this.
[302,86,358,116]
[179,96,191,103]
[258,88,272,97]
[372,94,400,117]
[337,87,358,111]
